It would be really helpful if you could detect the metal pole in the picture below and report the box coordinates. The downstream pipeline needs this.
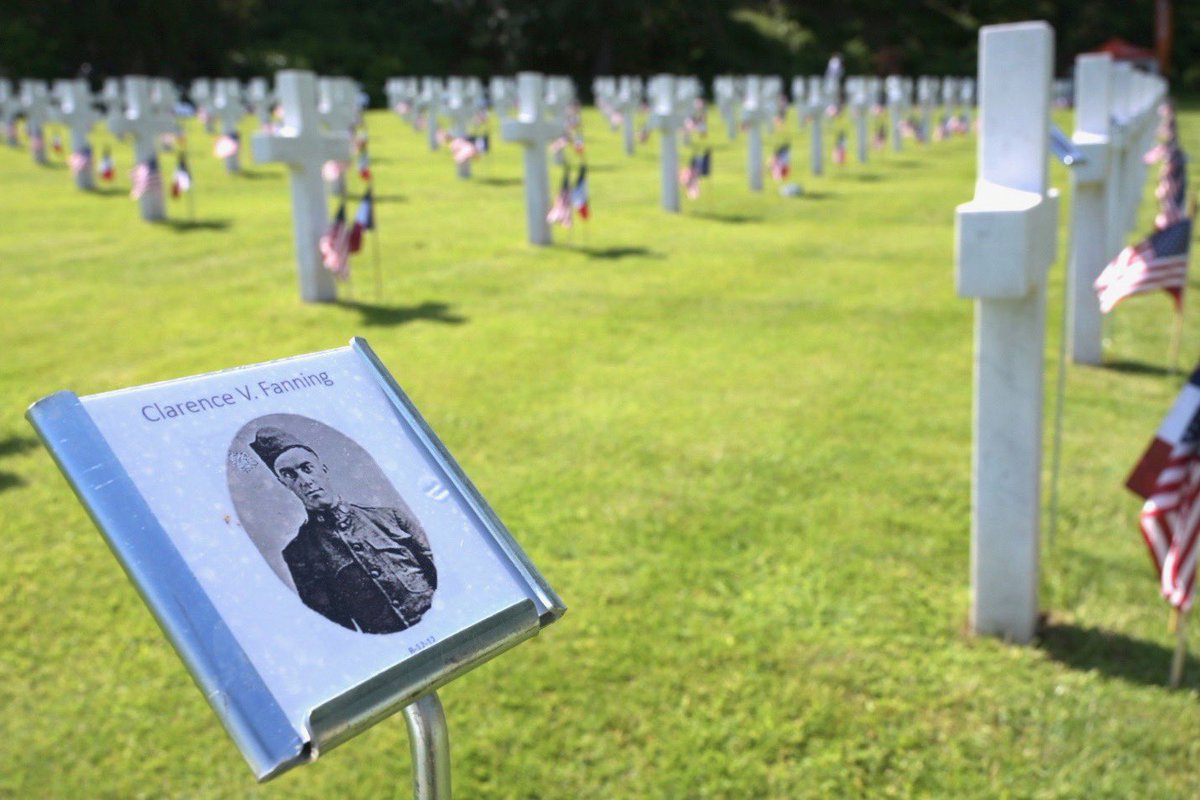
[403,692,451,800]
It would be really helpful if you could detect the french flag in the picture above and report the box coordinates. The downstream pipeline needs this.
[1127,366,1200,500]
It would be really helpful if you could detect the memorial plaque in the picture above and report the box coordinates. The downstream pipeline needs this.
[27,338,565,782]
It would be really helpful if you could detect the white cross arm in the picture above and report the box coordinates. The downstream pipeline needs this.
[251,131,350,166]
[955,183,1058,298]
[500,117,561,145]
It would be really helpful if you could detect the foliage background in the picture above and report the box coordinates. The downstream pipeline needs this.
[0,1,1197,100]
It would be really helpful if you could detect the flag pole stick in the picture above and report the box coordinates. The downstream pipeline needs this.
[1047,208,1077,551]
[1170,608,1188,688]
[372,198,383,303]
[1169,303,1184,374]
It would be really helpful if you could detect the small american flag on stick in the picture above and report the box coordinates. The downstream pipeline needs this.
[1094,218,1192,313]
[130,156,162,200]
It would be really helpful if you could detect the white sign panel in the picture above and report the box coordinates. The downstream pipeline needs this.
[28,338,564,781]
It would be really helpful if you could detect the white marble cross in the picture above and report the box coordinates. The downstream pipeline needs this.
[251,70,352,302]
[500,72,560,245]
[646,74,688,212]
[488,76,516,117]
[20,80,51,164]
[100,78,122,113]
[190,78,214,132]
[806,76,824,176]
[885,75,905,151]
[151,79,179,118]
[247,77,275,128]
[0,80,17,147]
[917,76,937,141]
[790,76,806,132]
[1067,53,1114,366]
[714,76,739,141]
[954,21,1058,644]
[419,77,443,151]
[741,76,769,191]
[613,77,640,156]
[53,79,101,189]
[847,77,868,163]
[212,79,249,173]
[108,76,176,221]
[441,77,476,179]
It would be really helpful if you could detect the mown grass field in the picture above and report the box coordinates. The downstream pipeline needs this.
[1,98,1198,799]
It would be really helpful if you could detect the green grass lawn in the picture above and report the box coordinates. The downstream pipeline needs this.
[1,100,1198,799]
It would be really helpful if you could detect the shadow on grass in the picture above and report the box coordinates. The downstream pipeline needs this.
[0,471,23,494]
[339,300,468,327]
[87,186,127,198]
[1038,620,1195,689]
[0,435,38,459]
[791,190,836,201]
[476,176,522,187]
[1103,359,1174,378]
[559,245,663,260]
[690,211,763,224]
[890,159,922,169]
[849,173,884,183]
[233,169,280,180]
[38,161,66,171]
[372,194,407,204]
[161,218,234,233]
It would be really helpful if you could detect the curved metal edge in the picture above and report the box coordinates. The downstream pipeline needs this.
[349,337,567,626]
[306,599,539,755]
[26,390,309,782]
[404,693,452,800]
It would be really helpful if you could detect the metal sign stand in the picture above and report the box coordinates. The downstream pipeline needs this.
[403,692,451,800]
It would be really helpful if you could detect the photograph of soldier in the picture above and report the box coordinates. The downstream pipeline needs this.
[247,424,437,634]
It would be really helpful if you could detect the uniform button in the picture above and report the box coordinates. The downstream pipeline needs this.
[392,599,402,608]
[370,569,381,578]
[351,542,363,551]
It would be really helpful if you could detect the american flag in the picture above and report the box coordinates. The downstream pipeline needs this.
[874,122,887,150]
[68,145,92,176]
[698,148,712,177]
[318,201,351,279]
[99,147,114,181]
[679,156,701,200]
[546,171,573,228]
[348,189,374,253]
[172,153,192,198]
[473,133,489,154]
[571,165,589,220]
[357,147,371,181]
[450,136,478,164]
[321,159,347,183]
[1138,372,1200,611]
[832,131,847,165]
[1094,218,1192,313]
[130,156,162,200]
[768,143,791,181]
[214,131,240,158]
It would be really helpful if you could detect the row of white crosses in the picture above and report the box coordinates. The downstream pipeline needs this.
[316,76,360,195]
[1067,56,1167,365]
[954,22,1166,644]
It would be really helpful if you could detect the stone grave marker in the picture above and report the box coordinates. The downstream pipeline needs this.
[251,70,352,303]
[1066,53,1114,366]
[806,76,824,175]
[54,79,101,189]
[108,76,175,221]
[847,77,868,163]
[191,78,214,132]
[20,80,51,164]
[440,77,476,179]
[613,77,640,156]
[741,75,768,192]
[500,72,559,245]
[646,74,688,212]
[212,79,249,173]
[954,21,1058,644]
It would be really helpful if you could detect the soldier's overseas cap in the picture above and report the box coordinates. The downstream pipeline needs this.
[250,426,318,470]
